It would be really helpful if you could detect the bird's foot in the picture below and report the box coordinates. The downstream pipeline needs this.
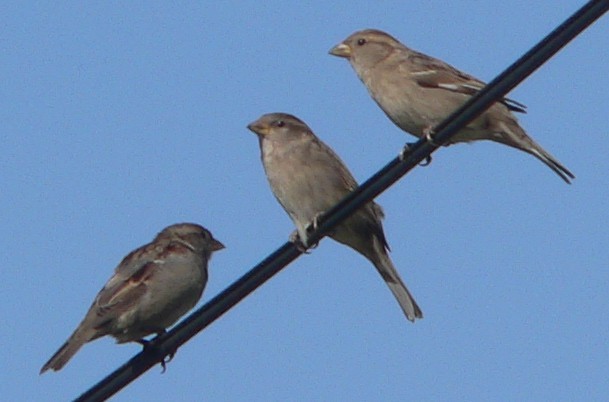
[305,214,324,241]
[137,330,176,373]
[159,349,177,374]
[423,126,439,146]
[399,142,432,166]
[399,143,414,161]
[419,155,432,166]
[308,213,323,233]
[289,230,311,253]
[302,213,324,249]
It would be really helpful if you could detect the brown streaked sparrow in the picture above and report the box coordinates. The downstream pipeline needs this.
[40,223,224,373]
[247,112,422,322]
[329,29,574,183]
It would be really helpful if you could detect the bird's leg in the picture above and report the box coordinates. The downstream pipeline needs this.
[289,230,311,254]
[307,213,322,232]
[418,126,437,166]
[160,348,177,374]
[137,330,177,373]
[302,213,324,249]
[419,155,432,167]
[289,214,325,252]
[151,330,178,374]
[423,126,439,146]
[399,142,415,161]
[399,141,433,166]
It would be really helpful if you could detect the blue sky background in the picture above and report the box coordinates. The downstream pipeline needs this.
[2,2,608,401]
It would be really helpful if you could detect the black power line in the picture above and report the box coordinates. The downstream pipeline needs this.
[74,1,609,401]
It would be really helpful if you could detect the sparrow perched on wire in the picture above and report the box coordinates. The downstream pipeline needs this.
[247,113,422,322]
[329,29,574,183]
[40,223,225,373]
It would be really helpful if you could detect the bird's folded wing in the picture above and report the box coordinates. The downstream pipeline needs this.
[94,261,157,318]
[404,53,527,113]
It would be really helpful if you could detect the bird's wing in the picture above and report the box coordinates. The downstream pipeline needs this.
[92,260,158,320]
[310,136,359,193]
[406,52,527,113]
[310,137,389,248]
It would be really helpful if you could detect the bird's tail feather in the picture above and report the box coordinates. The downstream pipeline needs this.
[500,120,575,184]
[529,147,575,184]
[40,331,89,374]
[370,244,423,322]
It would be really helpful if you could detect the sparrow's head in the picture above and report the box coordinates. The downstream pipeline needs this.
[329,29,402,70]
[158,223,225,253]
[247,113,313,143]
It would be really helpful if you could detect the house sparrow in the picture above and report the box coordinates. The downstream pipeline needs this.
[40,223,225,373]
[247,113,422,322]
[329,29,575,184]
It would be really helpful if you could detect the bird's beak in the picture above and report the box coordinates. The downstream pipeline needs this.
[329,43,351,58]
[211,239,225,251]
[247,121,270,137]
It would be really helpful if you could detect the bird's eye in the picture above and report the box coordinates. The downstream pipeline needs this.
[275,120,285,127]
[357,38,367,46]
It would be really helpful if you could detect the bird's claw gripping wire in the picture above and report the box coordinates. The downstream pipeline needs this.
[289,213,325,252]
[305,213,324,246]
[289,230,311,253]
[137,330,177,373]
[423,126,440,146]
[400,142,432,166]
[159,351,176,374]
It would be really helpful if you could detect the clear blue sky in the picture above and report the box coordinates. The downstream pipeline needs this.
[2,2,608,401]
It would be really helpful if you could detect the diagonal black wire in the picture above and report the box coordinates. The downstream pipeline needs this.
[75,1,609,401]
